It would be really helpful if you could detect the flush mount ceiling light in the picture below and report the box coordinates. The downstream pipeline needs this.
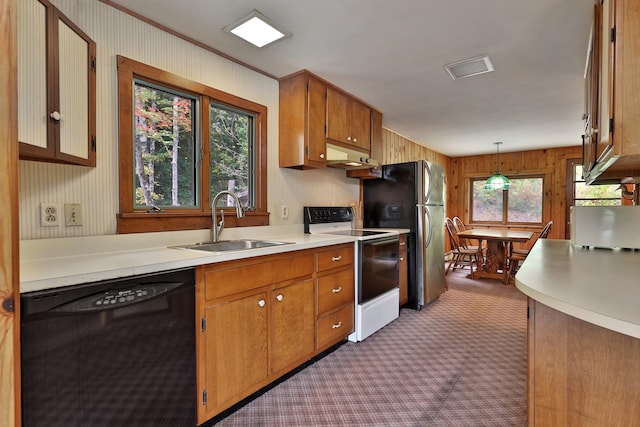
[485,142,510,190]
[444,54,494,80]
[223,9,292,48]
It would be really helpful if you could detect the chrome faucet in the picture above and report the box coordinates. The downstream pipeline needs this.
[211,190,245,242]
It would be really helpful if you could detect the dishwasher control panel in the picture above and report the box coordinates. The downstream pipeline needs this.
[52,282,182,313]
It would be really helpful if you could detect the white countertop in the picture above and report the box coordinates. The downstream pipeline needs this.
[20,225,407,293]
[515,239,640,339]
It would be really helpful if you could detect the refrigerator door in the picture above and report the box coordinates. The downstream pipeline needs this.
[421,204,446,305]
[424,161,445,206]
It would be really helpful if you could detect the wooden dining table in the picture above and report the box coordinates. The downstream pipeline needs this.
[456,228,533,283]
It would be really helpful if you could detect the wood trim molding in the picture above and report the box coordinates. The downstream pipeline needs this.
[1,0,20,425]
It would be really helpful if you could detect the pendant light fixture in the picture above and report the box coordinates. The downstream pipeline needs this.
[485,141,510,190]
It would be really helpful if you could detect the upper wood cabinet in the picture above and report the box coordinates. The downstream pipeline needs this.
[279,69,382,171]
[582,0,640,184]
[18,0,96,167]
[326,88,371,152]
[279,71,327,169]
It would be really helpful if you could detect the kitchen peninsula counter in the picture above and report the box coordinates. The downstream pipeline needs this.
[516,239,640,426]
[515,239,640,339]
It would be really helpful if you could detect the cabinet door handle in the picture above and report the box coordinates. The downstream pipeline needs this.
[346,136,352,141]
[258,299,266,307]
[50,111,62,121]
[320,153,325,159]
[331,286,342,293]
[400,257,404,261]
[353,137,358,143]
[332,321,343,329]
[276,294,284,302]
[331,255,342,262]
[400,241,406,246]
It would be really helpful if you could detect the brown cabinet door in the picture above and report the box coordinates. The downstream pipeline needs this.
[326,87,351,144]
[200,292,268,423]
[349,100,371,151]
[307,77,327,164]
[271,279,315,373]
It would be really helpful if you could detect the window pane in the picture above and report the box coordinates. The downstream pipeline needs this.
[210,104,253,208]
[575,182,621,200]
[472,180,503,221]
[133,81,197,208]
[507,177,543,223]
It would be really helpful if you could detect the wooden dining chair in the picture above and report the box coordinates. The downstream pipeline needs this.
[445,217,482,275]
[452,216,484,253]
[506,220,553,282]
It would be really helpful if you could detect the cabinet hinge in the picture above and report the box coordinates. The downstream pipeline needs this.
[611,27,616,43]
[201,317,206,332]
[202,390,207,405]
[91,136,96,152]
[91,56,96,72]
[609,117,614,134]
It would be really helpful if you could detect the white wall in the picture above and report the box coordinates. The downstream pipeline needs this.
[19,0,359,240]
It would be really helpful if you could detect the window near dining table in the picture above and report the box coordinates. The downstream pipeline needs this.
[471,176,544,224]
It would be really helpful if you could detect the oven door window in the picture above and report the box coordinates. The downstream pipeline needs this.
[359,237,400,304]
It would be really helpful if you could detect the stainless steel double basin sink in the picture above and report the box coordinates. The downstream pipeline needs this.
[170,239,293,253]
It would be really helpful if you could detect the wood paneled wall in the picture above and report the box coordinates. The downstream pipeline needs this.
[447,146,582,241]
[381,128,448,166]
[378,127,581,245]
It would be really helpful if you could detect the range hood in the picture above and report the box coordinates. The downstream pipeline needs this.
[325,143,379,170]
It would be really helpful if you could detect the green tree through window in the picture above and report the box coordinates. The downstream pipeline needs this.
[134,81,197,208]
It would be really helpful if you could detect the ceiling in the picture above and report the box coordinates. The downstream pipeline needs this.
[105,0,593,157]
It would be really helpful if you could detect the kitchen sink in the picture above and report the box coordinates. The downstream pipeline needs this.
[170,239,293,253]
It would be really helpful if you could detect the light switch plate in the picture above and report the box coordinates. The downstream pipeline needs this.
[64,203,83,226]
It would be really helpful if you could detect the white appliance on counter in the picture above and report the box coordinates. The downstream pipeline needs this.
[303,207,400,342]
[571,206,640,249]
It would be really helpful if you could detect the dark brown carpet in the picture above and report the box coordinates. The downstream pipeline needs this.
[215,268,528,426]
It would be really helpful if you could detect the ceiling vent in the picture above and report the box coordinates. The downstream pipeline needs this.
[444,54,495,80]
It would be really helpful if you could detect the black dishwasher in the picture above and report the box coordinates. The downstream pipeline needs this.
[21,268,196,427]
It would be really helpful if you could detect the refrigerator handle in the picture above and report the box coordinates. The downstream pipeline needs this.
[423,206,433,248]
[424,162,433,204]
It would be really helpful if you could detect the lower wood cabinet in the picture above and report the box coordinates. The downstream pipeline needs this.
[195,244,355,424]
[316,244,355,350]
[527,298,640,426]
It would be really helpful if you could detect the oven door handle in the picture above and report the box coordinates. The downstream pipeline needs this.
[364,236,399,246]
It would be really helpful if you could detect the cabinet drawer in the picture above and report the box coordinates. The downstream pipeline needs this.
[317,245,353,272]
[203,253,314,301]
[317,304,354,350]
[317,268,354,315]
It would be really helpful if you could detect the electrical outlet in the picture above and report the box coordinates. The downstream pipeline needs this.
[281,205,289,219]
[64,203,83,226]
[40,203,60,227]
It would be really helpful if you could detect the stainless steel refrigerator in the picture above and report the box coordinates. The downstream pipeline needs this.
[363,161,446,309]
